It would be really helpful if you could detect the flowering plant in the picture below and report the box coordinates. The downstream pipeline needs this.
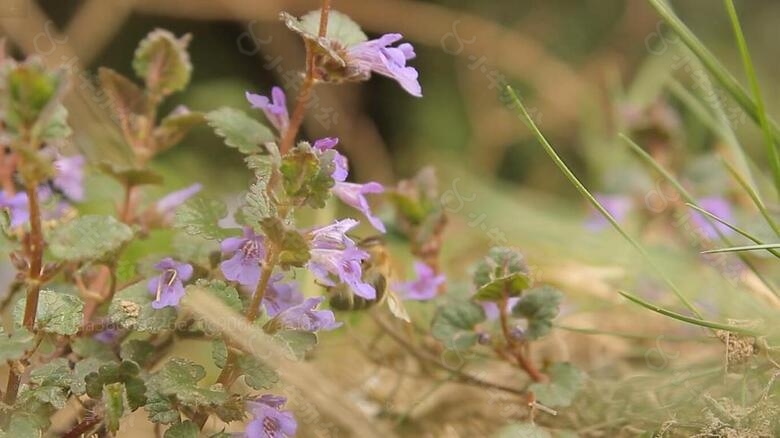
[0,6,574,437]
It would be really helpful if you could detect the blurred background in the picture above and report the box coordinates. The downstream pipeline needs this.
[4,0,780,435]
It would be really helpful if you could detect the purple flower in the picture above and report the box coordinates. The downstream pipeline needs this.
[396,261,445,301]
[307,219,375,299]
[690,196,734,239]
[0,192,29,228]
[333,182,385,233]
[348,33,422,97]
[313,137,348,182]
[147,258,193,309]
[245,395,297,438]
[221,227,266,289]
[263,274,304,317]
[246,86,289,134]
[53,155,86,201]
[585,194,633,231]
[93,329,120,344]
[481,297,520,321]
[156,183,202,220]
[272,296,341,332]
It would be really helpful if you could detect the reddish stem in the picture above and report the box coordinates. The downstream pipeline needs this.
[278,2,331,154]
[498,295,546,382]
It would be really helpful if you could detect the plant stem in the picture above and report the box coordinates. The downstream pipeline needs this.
[498,295,546,382]
[22,183,44,331]
[278,1,331,154]
[246,253,277,322]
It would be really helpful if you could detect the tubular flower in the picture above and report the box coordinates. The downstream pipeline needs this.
[246,86,290,134]
[347,33,422,97]
[307,219,375,299]
[147,258,193,309]
[220,227,266,290]
[245,395,297,438]
[396,261,445,301]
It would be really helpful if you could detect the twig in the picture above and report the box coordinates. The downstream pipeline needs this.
[371,313,529,397]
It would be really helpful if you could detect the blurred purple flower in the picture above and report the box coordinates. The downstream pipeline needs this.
[333,182,386,233]
[313,137,348,182]
[93,329,120,344]
[53,155,86,201]
[273,296,341,332]
[246,86,289,134]
[396,261,445,301]
[0,192,29,228]
[307,219,375,299]
[245,395,297,438]
[585,194,632,231]
[147,258,193,309]
[221,227,266,289]
[155,183,202,221]
[481,297,520,321]
[690,196,734,239]
[263,274,304,317]
[348,33,422,97]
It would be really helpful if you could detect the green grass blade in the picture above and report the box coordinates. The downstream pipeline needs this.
[621,134,779,295]
[506,86,702,319]
[721,158,780,237]
[666,79,755,187]
[702,243,780,255]
[649,0,780,190]
[723,0,780,195]
[686,202,780,260]
[618,291,761,336]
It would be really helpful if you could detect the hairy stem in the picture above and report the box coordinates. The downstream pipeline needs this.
[278,1,331,154]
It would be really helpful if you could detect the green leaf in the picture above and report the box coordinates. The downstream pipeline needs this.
[29,358,72,388]
[165,421,199,438]
[299,9,367,47]
[149,358,226,408]
[174,197,231,240]
[48,215,134,262]
[103,382,125,433]
[98,67,147,125]
[71,357,107,395]
[99,162,165,186]
[71,337,117,361]
[0,326,34,362]
[21,358,73,409]
[133,29,192,96]
[33,104,71,142]
[145,391,180,424]
[472,247,531,301]
[154,108,205,151]
[2,413,46,437]
[512,286,564,340]
[211,340,228,368]
[494,423,551,438]
[206,107,274,154]
[431,300,486,351]
[260,219,310,269]
[190,279,243,313]
[84,360,144,402]
[14,290,83,335]
[5,59,65,133]
[108,282,178,333]
[243,177,276,224]
[120,339,156,367]
[474,272,531,302]
[279,144,334,208]
[212,395,247,423]
[236,355,278,390]
[274,330,318,361]
[529,363,584,408]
